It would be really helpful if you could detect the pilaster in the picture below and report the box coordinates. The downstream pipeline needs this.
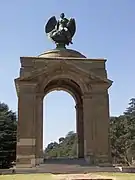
[82,89,111,165]
[16,82,37,167]
[35,93,44,165]
[75,103,84,158]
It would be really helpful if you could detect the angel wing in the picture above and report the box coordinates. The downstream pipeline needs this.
[45,16,57,34]
[67,18,76,38]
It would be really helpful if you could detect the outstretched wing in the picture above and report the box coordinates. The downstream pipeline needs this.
[45,16,57,34]
[67,18,76,38]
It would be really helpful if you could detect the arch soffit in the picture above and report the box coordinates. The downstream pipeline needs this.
[43,79,82,104]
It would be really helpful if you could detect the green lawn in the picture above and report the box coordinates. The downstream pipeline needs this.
[0,173,54,180]
[0,173,135,180]
[95,172,135,180]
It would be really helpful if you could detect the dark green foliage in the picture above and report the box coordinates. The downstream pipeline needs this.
[124,98,135,116]
[0,102,17,168]
[44,131,77,159]
[110,98,135,165]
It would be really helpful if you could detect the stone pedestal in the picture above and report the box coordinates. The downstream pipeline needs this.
[15,48,112,167]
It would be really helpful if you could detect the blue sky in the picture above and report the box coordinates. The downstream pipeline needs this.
[0,0,135,147]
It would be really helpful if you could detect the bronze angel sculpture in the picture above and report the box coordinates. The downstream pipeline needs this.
[45,13,76,48]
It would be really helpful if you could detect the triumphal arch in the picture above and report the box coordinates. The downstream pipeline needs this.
[15,13,112,167]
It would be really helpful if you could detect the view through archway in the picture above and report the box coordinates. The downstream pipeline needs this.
[43,90,76,159]
[43,90,84,160]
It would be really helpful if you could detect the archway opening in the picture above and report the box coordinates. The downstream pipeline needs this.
[43,90,77,158]
[43,78,84,160]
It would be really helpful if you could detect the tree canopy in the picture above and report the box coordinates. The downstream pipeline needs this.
[110,98,135,165]
[0,102,17,168]
[44,131,77,159]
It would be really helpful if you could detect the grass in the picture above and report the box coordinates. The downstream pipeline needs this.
[0,173,135,180]
[0,173,54,180]
[95,172,135,180]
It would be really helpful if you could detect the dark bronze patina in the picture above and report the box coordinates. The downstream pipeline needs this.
[45,13,76,48]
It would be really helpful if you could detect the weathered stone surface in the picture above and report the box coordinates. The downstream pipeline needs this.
[14,48,112,167]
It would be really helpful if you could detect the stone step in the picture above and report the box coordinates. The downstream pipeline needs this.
[14,165,120,174]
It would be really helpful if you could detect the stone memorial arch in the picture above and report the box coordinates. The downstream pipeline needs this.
[14,13,112,167]
[15,49,112,167]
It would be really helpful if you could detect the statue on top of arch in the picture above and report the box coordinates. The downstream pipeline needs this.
[45,13,76,48]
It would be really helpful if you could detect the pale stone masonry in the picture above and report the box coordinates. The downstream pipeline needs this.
[14,48,112,167]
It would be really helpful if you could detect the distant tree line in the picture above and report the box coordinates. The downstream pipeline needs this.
[0,98,135,168]
[44,131,78,159]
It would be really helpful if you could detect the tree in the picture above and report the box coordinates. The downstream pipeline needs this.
[44,131,77,159]
[59,137,65,143]
[110,98,135,165]
[110,116,129,164]
[0,102,17,168]
[124,98,135,116]
[66,131,75,138]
